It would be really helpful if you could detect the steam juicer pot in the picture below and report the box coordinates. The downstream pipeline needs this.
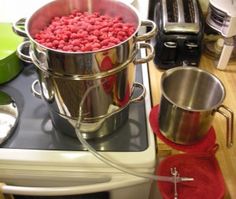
[13,0,157,138]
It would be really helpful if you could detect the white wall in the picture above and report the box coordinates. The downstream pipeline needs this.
[0,0,52,22]
[0,0,210,23]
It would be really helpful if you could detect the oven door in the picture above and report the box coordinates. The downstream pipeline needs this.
[0,172,152,199]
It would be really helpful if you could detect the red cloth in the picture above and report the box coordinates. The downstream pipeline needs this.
[149,105,217,153]
[156,150,226,199]
[150,105,226,198]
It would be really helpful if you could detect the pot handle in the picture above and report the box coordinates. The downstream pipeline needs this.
[134,43,154,65]
[31,80,42,99]
[216,105,234,148]
[16,40,32,63]
[12,18,27,37]
[130,82,146,103]
[106,82,146,116]
[135,20,157,42]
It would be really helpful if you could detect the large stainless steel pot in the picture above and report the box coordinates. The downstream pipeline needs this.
[13,0,156,74]
[158,67,234,147]
[13,0,156,138]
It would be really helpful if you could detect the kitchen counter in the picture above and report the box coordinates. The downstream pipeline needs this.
[149,53,236,198]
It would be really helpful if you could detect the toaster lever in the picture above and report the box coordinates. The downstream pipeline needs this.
[164,41,177,48]
[185,42,198,48]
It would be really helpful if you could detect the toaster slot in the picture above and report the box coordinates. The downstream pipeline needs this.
[183,0,195,23]
[166,0,178,22]
[161,0,201,33]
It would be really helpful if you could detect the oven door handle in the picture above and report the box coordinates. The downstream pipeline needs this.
[0,175,149,196]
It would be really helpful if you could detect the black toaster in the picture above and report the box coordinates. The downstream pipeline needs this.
[154,0,204,69]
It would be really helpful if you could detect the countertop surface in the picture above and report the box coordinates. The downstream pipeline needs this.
[149,53,236,198]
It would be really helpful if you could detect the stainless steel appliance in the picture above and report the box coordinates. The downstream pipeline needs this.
[153,0,204,69]
[206,0,236,70]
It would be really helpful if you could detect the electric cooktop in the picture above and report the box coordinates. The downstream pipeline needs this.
[0,64,148,152]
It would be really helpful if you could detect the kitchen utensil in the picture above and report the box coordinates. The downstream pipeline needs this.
[0,23,23,84]
[170,167,179,199]
[158,67,234,147]
[0,91,19,145]
[206,0,236,70]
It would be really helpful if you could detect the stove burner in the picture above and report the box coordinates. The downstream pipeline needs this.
[0,91,19,145]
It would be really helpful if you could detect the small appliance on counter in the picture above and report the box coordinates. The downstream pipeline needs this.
[153,0,204,69]
[206,0,236,70]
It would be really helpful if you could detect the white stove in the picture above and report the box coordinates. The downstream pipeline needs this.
[0,55,156,199]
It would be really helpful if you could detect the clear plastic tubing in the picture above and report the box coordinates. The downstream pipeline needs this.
[75,84,194,183]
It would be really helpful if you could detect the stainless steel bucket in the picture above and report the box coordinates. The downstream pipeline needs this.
[158,67,234,147]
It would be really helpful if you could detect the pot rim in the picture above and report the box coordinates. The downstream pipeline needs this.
[160,67,226,112]
[24,0,141,54]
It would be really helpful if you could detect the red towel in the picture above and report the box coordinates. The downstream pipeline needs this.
[156,150,226,199]
[150,104,226,198]
[149,105,216,153]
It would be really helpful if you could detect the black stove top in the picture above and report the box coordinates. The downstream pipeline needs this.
[0,64,148,152]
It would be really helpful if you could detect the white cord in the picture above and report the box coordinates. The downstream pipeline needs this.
[75,83,192,183]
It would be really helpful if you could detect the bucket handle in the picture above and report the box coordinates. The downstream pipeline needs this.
[12,18,27,37]
[216,105,234,148]
[135,20,157,42]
